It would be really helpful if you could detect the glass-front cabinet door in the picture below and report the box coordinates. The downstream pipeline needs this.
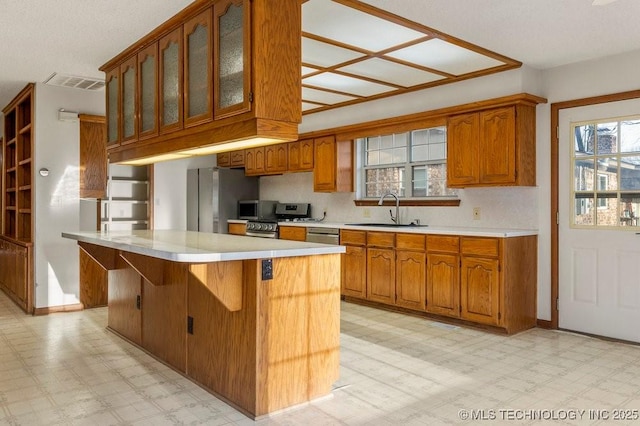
[184,9,213,127]
[138,43,159,140]
[159,27,183,134]
[214,0,250,119]
[120,56,138,144]
[105,68,120,149]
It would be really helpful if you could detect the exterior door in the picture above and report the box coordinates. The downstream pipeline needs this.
[559,98,640,342]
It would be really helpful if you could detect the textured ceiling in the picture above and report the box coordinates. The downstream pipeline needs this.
[1,0,640,113]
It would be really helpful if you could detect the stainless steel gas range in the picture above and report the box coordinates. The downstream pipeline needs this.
[244,203,312,238]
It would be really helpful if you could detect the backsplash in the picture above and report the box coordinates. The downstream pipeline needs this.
[260,172,539,229]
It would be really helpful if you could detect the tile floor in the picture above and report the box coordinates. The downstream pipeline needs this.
[2,290,640,426]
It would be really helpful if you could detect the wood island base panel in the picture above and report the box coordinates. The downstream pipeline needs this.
[63,231,343,418]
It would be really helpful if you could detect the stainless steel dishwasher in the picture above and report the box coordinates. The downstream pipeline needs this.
[306,227,340,244]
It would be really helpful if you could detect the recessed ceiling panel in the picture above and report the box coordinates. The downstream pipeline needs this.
[302,66,319,77]
[303,0,426,52]
[303,37,364,68]
[304,72,396,97]
[302,102,323,112]
[387,38,506,76]
[338,58,445,87]
[302,87,358,105]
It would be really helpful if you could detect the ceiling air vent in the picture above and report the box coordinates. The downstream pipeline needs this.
[44,73,105,91]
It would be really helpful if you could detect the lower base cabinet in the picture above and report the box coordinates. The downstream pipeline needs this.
[340,230,367,298]
[341,230,537,334]
[107,258,142,346]
[0,238,32,313]
[367,247,395,305]
[461,257,500,325]
[99,247,340,418]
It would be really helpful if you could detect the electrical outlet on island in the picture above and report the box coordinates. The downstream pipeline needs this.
[363,208,371,218]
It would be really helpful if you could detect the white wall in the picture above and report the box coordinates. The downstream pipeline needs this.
[153,154,218,230]
[34,83,104,308]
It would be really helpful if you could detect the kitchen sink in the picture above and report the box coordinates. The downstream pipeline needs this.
[345,223,428,228]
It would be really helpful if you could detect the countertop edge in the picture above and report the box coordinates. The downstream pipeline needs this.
[62,231,345,263]
[273,222,538,238]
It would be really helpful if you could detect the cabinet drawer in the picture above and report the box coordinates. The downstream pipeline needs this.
[427,235,460,253]
[340,230,366,246]
[396,233,425,251]
[279,226,306,242]
[228,223,246,235]
[217,152,230,167]
[367,231,395,248]
[461,237,499,257]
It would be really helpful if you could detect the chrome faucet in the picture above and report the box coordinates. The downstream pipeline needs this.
[378,192,400,224]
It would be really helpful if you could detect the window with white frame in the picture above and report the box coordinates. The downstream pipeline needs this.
[572,117,640,227]
[357,126,457,198]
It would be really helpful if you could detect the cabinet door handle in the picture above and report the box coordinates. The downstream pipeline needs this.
[136,295,141,310]
[187,316,194,335]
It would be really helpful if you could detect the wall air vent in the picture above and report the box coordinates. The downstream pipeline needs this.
[44,73,105,91]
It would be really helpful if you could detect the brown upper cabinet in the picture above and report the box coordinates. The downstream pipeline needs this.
[288,139,314,172]
[264,144,287,174]
[447,103,536,187]
[101,0,300,164]
[159,27,184,135]
[184,9,213,127]
[214,0,251,119]
[314,136,353,193]
[120,56,138,144]
[138,43,159,140]
[79,115,107,199]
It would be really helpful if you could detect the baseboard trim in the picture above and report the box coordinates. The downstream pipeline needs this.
[33,303,84,316]
[537,319,553,329]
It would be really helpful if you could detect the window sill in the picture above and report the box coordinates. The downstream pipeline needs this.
[354,199,461,207]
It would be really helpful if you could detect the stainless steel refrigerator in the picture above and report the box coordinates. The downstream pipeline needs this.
[186,168,259,233]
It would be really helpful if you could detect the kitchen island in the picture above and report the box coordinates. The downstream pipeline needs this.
[62,230,345,419]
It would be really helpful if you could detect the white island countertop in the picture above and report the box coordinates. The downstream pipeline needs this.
[62,230,345,263]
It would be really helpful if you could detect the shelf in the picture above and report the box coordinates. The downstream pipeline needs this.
[108,218,149,223]
[5,207,16,211]
[6,188,16,193]
[18,185,31,191]
[6,167,16,173]
[109,198,148,203]
[18,159,32,166]
[7,138,16,146]
[19,124,32,135]
[110,178,149,184]
[18,209,31,214]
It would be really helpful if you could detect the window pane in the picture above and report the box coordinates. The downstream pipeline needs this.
[620,156,640,190]
[596,122,618,154]
[620,120,640,153]
[412,166,427,197]
[429,127,446,143]
[574,196,594,226]
[365,167,404,197]
[575,124,595,156]
[412,145,428,162]
[380,134,393,149]
[620,194,640,226]
[429,143,446,160]
[367,151,378,166]
[596,194,618,226]
[574,159,595,191]
[392,147,406,163]
[412,164,456,197]
[596,159,618,190]
[367,136,379,151]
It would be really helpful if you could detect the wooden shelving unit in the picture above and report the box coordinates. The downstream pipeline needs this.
[101,164,151,232]
[1,83,35,313]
